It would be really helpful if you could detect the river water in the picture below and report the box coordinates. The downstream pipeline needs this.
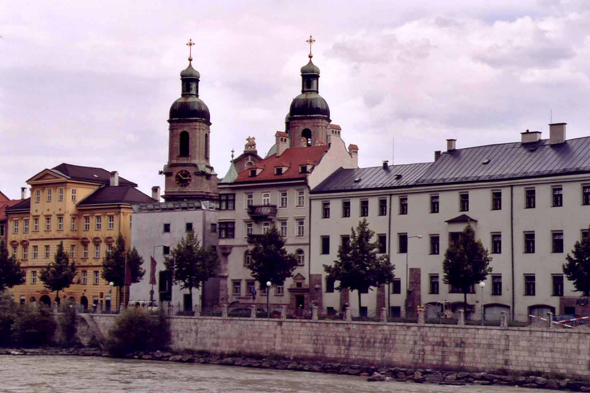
[0,356,550,393]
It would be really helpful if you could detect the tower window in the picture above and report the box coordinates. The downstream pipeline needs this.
[302,129,312,147]
[179,131,190,157]
[306,78,312,90]
[205,133,209,159]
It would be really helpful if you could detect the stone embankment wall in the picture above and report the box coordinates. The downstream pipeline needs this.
[91,315,590,379]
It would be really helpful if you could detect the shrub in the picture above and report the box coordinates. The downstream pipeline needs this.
[11,304,56,347]
[57,303,78,346]
[0,293,17,346]
[105,308,170,357]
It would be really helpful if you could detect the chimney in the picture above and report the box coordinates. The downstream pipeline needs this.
[434,151,442,161]
[110,171,119,187]
[151,186,161,201]
[20,187,27,200]
[348,144,359,168]
[275,132,288,157]
[382,160,389,170]
[446,139,456,152]
[521,129,541,144]
[549,123,567,145]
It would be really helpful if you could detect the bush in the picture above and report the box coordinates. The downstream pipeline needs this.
[11,304,56,347]
[57,303,78,346]
[105,308,170,357]
[0,293,17,346]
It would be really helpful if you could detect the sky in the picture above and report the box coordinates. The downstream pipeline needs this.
[2,0,590,199]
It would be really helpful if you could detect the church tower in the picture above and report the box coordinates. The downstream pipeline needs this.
[162,40,218,202]
[287,36,331,148]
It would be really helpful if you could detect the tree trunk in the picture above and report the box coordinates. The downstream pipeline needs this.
[56,290,60,309]
[358,290,362,318]
[463,291,468,320]
[189,287,193,313]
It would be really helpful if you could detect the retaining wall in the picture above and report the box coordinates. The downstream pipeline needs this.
[91,315,590,379]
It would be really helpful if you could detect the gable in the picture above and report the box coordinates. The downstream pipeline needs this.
[27,169,68,184]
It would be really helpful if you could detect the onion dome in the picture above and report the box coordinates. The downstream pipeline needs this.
[169,62,210,122]
[288,58,330,120]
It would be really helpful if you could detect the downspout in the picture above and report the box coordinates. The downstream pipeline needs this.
[201,203,208,311]
[510,186,515,321]
[307,191,312,305]
[387,193,393,317]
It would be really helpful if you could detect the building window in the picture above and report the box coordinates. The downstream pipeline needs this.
[262,193,270,206]
[275,167,283,175]
[275,285,284,296]
[296,249,304,266]
[399,197,408,215]
[430,274,439,294]
[524,275,535,296]
[279,192,288,208]
[583,229,590,241]
[94,244,100,259]
[392,278,401,294]
[322,202,330,219]
[296,190,305,207]
[491,233,502,254]
[46,189,52,202]
[95,216,101,231]
[341,235,350,249]
[247,280,256,295]
[163,246,170,255]
[492,275,502,296]
[232,280,242,296]
[82,271,87,285]
[219,222,235,239]
[280,221,287,237]
[449,232,461,245]
[430,195,439,213]
[553,186,563,207]
[58,188,64,202]
[163,223,171,233]
[57,217,63,231]
[249,169,257,177]
[22,247,28,260]
[584,186,590,206]
[377,234,387,253]
[12,246,17,257]
[32,246,38,259]
[398,233,408,253]
[93,271,99,285]
[245,222,253,236]
[246,193,254,208]
[379,198,387,216]
[31,271,37,285]
[525,188,536,209]
[71,189,77,203]
[220,194,236,210]
[107,244,113,255]
[552,231,564,253]
[244,251,251,267]
[262,222,270,234]
[321,236,330,255]
[326,276,335,293]
[33,218,39,232]
[23,219,29,234]
[45,245,50,259]
[524,232,535,253]
[84,217,90,231]
[553,275,564,296]
[108,216,114,230]
[13,220,18,234]
[430,235,439,255]
[71,217,76,231]
[360,200,369,217]
[297,220,305,237]
[459,193,469,212]
[70,245,75,259]
[185,223,193,232]
[492,191,502,210]
[82,245,88,259]
[45,217,51,231]
[35,190,40,203]
[342,201,350,217]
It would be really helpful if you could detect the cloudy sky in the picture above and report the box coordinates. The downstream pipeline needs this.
[2,0,590,199]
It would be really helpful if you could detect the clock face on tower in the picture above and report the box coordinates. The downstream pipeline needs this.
[175,170,192,187]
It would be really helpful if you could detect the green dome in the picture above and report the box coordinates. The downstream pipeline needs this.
[180,63,200,79]
[301,59,320,75]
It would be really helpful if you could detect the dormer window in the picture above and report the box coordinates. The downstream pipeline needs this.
[249,169,257,177]
[275,167,283,175]
[299,166,308,174]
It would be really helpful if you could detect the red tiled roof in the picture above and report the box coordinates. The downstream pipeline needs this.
[348,144,359,150]
[0,191,9,203]
[234,146,328,183]
[0,199,24,221]
[329,124,342,130]
[275,131,288,137]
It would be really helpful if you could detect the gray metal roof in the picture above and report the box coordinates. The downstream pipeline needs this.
[312,163,432,193]
[312,136,590,193]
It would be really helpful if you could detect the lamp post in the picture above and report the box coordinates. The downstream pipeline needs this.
[405,235,423,317]
[266,281,271,319]
[479,281,486,326]
[109,282,114,313]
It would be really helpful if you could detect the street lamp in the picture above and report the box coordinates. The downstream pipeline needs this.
[266,281,272,319]
[405,235,423,317]
[479,281,486,326]
[109,282,114,313]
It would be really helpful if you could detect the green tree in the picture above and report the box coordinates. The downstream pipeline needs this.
[101,234,145,307]
[0,240,25,292]
[563,228,590,296]
[442,225,492,314]
[164,231,219,311]
[39,241,77,303]
[248,225,298,291]
[324,219,395,316]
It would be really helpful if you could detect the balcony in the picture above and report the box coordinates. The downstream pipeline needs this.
[247,204,277,221]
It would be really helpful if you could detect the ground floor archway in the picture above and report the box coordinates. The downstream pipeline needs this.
[40,295,51,307]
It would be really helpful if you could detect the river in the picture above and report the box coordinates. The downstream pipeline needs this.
[0,356,550,393]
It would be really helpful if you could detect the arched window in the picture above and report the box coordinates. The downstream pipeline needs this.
[179,131,190,157]
[244,250,252,266]
[296,249,305,266]
[205,133,209,159]
[301,129,312,147]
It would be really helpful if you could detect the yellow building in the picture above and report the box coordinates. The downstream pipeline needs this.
[6,163,154,311]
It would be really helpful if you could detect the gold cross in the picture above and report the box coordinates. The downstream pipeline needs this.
[306,35,316,58]
[186,38,195,62]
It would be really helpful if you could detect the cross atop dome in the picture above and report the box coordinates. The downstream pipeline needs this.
[306,35,315,59]
[186,38,195,62]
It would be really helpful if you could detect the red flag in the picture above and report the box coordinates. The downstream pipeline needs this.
[149,256,157,285]
[124,257,132,286]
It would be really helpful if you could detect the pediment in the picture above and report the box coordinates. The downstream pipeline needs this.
[28,169,67,184]
[293,273,306,281]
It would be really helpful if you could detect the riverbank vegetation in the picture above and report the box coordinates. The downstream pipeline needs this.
[105,308,170,357]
